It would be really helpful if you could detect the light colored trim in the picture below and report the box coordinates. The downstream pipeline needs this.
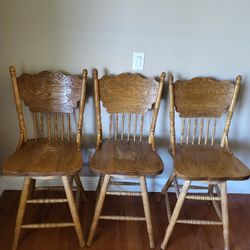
[0,176,3,196]
[0,176,249,194]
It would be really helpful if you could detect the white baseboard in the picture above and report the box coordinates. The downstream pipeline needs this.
[0,176,3,196]
[1,176,249,194]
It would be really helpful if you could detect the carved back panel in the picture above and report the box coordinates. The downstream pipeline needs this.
[17,71,83,113]
[174,77,234,117]
[94,70,165,148]
[99,73,160,114]
[9,66,87,148]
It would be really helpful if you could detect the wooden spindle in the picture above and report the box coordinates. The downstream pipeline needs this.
[133,114,138,141]
[186,118,191,145]
[180,118,185,145]
[40,113,44,138]
[9,66,27,145]
[198,118,204,145]
[115,114,118,140]
[33,113,37,140]
[67,113,71,141]
[205,118,210,145]
[61,113,64,140]
[54,113,58,140]
[192,118,197,145]
[140,114,144,142]
[211,118,217,146]
[47,113,51,140]
[109,114,112,141]
[127,114,131,141]
[121,114,125,140]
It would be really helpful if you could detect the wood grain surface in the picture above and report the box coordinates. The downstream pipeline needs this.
[171,145,250,181]
[174,77,234,117]
[99,73,160,114]
[3,139,83,176]
[0,191,250,250]
[17,71,83,113]
[90,140,163,176]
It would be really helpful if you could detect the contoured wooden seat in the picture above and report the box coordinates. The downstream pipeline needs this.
[172,144,249,181]
[91,139,163,175]
[3,139,82,176]
[161,75,250,250]
[3,67,87,250]
[87,69,165,248]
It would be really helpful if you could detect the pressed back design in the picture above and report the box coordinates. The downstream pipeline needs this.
[94,69,165,150]
[17,71,83,113]
[9,66,87,149]
[99,73,160,114]
[169,75,241,154]
[174,77,234,117]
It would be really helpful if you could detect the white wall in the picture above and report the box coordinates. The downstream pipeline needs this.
[0,0,249,193]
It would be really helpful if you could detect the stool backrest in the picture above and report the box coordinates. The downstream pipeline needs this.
[93,69,165,150]
[168,75,241,154]
[9,66,87,150]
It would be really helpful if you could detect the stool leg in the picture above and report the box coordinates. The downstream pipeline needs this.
[87,174,110,246]
[27,178,36,198]
[12,177,32,250]
[161,180,191,250]
[140,176,155,249]
[74,174,87,203]
[161,172,175,196]
[221,182,230,250]
[165,192,172,222]
[95,174,104,201]
[173,176,180,198]
[62,176,85,248]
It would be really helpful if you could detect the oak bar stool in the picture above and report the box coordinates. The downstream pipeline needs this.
[3,66,87,250]
[87,69,165,248]
[161,75,250,250]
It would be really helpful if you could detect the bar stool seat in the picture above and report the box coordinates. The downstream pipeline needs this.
[91,139,163,176]
[3,139,82,176]
[172,145,249,181]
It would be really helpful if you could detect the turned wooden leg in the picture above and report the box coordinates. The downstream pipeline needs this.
[87,174,110,246]
[27,178,36,199]
[208,183,222,221]
[12,177,32,250]
[221,182,230,250]
[165,192,172,222]
[62,176,85,248]
[161,180,191,250]
[161,172,175,196]
[208,184,213,195]
[74,174,87,203]
[173,176,180,198]
[140,176,155,249]
[95,174,104,201]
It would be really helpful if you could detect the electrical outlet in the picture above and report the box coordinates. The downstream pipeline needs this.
[132,52,144,71]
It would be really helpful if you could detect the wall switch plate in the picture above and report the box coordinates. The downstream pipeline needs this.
[132,52,144,71]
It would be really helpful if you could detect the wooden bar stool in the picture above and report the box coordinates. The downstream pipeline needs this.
[161,75,250,250]
[3,66,87,250]
[87,69,165,248]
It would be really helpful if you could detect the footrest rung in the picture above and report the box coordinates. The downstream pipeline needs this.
[26,198,68,204]
[21,223,74,229]
[177,219,223,225]
[109,181,140,186]
[100,215,146,221]
[35,186,77,191]
[171,184,208,190]
[106,191,141,196]
[185,195,221,201]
